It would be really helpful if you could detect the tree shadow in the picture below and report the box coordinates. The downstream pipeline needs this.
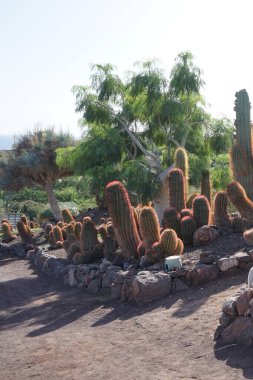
[214,341,253,379]
[0,253,250,340]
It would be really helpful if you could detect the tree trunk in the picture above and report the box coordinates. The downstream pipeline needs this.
[44,181,62,221]
[153,165,174,225]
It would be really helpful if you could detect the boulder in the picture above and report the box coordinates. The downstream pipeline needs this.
[222,297,238,317]
[235,289,253,316]
[87,277,101,295]
[221,316,253,346]
[131,271,171,304]
[199,252,216,264]
[186,264,219,286]
[193,225,220,246]
[217,257,238,272]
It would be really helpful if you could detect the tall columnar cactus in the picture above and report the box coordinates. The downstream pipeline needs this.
[227,181,253,224]
[80,220,99,254]
[168,168,186,212]
[74,222,82,239]
[180,216,196,245]
[192,195,211,228]
[17,221,33,243]
[21,215,28,226]
[52,225,64,243]
[139,206,160,247]
[62,208,75,223]
[201,170,212,206]
[105,181,141,259]
[174,147,189,197]
[186,193,198,209]
[162,207,181,236]
[230,89,253,200]
[213,191,231,230]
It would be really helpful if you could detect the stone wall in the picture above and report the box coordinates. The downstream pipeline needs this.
[1,241,253,305]
[215,286,253,346]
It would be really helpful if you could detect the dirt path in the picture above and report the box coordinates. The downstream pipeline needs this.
[1,254,253,380]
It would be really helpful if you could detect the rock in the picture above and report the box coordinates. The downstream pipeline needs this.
[248,267,253,288]
[109,270,125,284]
[87,277,101,295]
[99,259,112,272]
[221,316,253,346]
[139,255,149,269]
[171,278,189,292]
[89,269,97,280]
[0,242,10,255]
[193,226,220,246]
[222,297,238,317]
[131,271,171,304]
[199,252,216,265]
[170,266,188,278]
[186,264,219,286]
[110,283,122,300]
[217,257,238,272]
[233,252,250,263]
[9,242,28,258]
[235,289,253,316]
[219,312,237,328]
[248,249,253,262]
[67,266,78,287]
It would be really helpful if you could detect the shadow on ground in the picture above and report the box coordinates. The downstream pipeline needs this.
[214,341,253,379]
[0,253,249,341]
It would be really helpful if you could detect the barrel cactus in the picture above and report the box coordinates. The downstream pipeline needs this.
[213,191,231,231]
[163,207,181,236]
[180,216,196,245]
[139,206,160,247]
[227,181,253,224]
[105,181,141,259]
[168,168,186,212]
[192,195,211,228]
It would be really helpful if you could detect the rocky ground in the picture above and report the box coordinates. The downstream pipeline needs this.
[1,250,253,380]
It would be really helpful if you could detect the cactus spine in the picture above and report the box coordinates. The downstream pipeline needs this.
[163,207,181,236]
[168,168,186,212]
[192,196,211,228]
[174,147,189,197]
[213,191,231,230]
[201,170,212,206]
[17,221,33,243]
[62,208,75,223]
[1,222,16,242]
[230,89,253,200]
[105,181,141,259]
[160,229,178,255]
[139,207,160,247]
[227,181,253,224]
[180,216,196,245]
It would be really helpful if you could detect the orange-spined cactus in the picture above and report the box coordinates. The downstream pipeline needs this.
[139,206,160,247]
[105,181,141,259]
[227,181,253,224]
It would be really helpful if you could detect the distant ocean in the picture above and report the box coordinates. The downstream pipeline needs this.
[0,135,14,150]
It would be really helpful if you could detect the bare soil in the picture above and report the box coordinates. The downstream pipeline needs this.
[1,252,253,380]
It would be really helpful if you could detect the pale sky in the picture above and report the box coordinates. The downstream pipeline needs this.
[1,0,253,141]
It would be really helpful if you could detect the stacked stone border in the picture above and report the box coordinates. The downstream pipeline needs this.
[1,242,253,305]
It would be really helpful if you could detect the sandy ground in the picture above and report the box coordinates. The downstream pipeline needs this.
[1,253,253,380]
